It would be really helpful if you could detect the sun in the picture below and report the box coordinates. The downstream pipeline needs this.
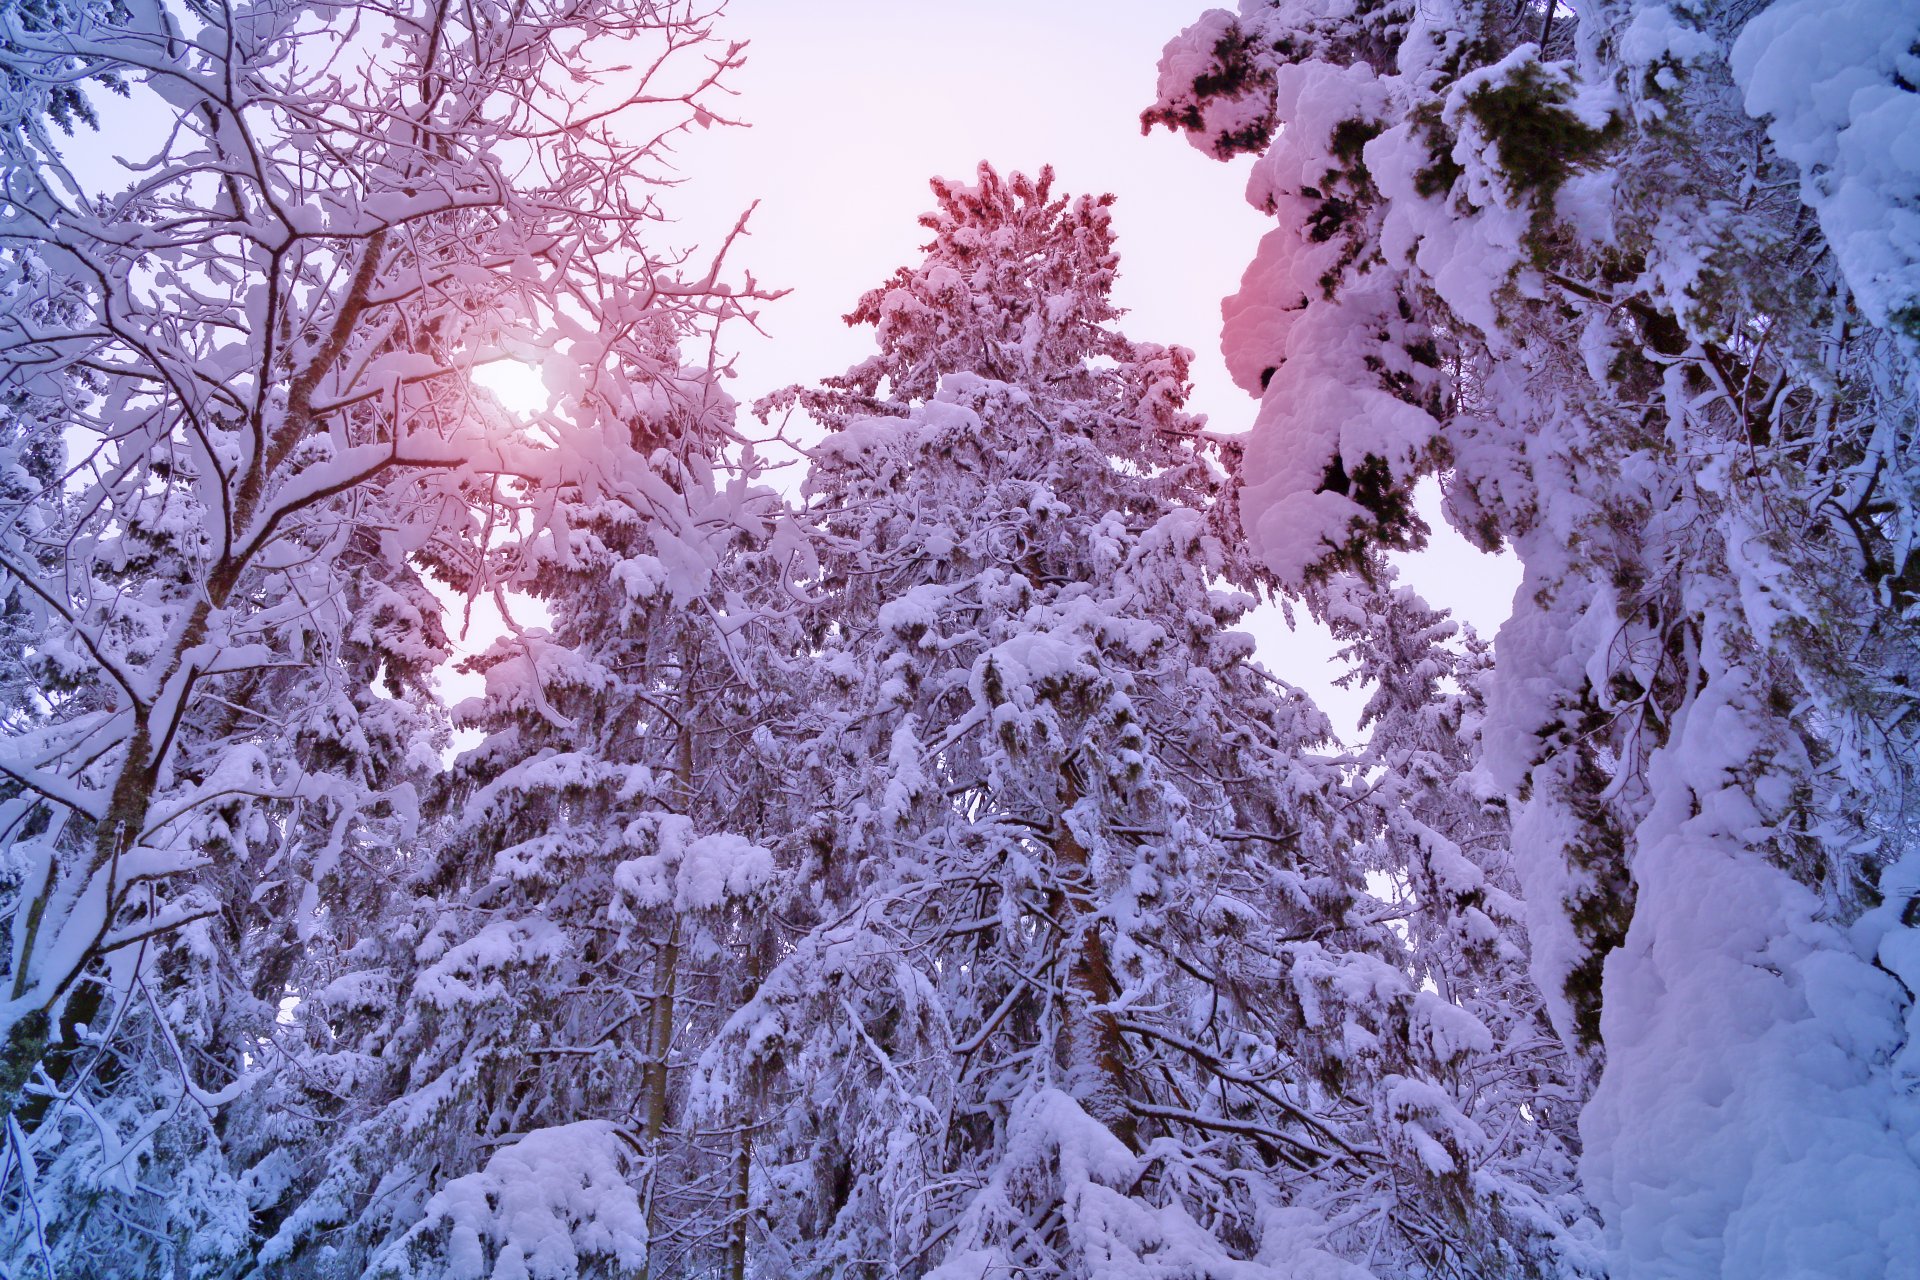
[472,359,552,418]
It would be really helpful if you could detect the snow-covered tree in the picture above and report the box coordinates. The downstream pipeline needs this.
[3,527,455,1277]
[710,164,1587,1279]
[1328,571,1597,1275]
[1147,1,1920,1272]
[0,0,767,1270]
[249,368,806,1279]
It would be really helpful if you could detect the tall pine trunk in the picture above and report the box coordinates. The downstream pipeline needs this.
[1049,767,1135,1150]
[638,716,694,1280]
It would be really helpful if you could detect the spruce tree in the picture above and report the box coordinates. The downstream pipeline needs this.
[1329,571,1598,1277]
[250,372,804,1279]
[1146,2,1920,1271]
[707,164,1571,1279]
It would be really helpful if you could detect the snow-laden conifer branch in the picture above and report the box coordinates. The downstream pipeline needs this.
[1147,1,1920,1272]
[687,161,1601,1279]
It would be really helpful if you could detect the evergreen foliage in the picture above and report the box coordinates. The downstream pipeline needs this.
[1147,1,1920,1272]
[0,1,1912,1274]
[717,164,1593,1278]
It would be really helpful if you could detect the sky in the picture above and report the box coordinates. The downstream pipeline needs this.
[53,0,1519,735]
[663,0,1271,435]
[650,0,1521,734]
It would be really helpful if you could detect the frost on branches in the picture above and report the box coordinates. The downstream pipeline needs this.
[0,0,769,1272]
[243,363,808,1280]
[1148,1,1920,1274]
[724,164,1594,1279]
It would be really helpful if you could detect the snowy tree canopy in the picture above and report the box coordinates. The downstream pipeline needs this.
[0,0,771,1271]
[728,162,1597,1279]
[1147,0,1920,1274]
[0,0,1914,1275]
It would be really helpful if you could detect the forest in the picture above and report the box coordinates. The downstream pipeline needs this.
[0,0,1916,1276]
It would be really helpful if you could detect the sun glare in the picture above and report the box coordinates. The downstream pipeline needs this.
[472,359,552,418]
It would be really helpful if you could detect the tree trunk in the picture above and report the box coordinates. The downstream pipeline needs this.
[1049,770,1136,1150]
[638,714,695,1280]
[636,916,679,1280]
[726,943,762,1280]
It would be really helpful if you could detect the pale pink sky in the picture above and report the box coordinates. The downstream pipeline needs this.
[47,0,1513,733]
[665,0,1519,733]
[669,0,1271,434]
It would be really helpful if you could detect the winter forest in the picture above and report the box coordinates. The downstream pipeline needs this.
[0,0,1917,1275]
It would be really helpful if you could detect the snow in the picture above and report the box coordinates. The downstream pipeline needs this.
[880,715,928,827]
[1581,642,1920,1278]
[1220,229,1311,396]
[413,916,569,1009]
[612,813,776,913]
[1148,3,1920,1276]
[1149,9,1275,161]
[1732,0,1920,346]
[1618,5,1720,73]
[1245,60,1391,215]
[810,412,917,465]
[1409,991,1494,1064]
[971,629,1097,710]
[925,1088,1365,1280]
[673,832,777,911]
[382,1123,649,1280]
[14,1,1918,1274]
[876,584,950,641]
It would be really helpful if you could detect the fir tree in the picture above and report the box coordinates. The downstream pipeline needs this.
[710,164,1569,1279]
[252,370,805,1279]
[1146,1,1920,1271]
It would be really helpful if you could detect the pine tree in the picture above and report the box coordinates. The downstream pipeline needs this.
[706,164,1572,1279]
[1146,1,1920,1271]
[248,369,810,1279]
